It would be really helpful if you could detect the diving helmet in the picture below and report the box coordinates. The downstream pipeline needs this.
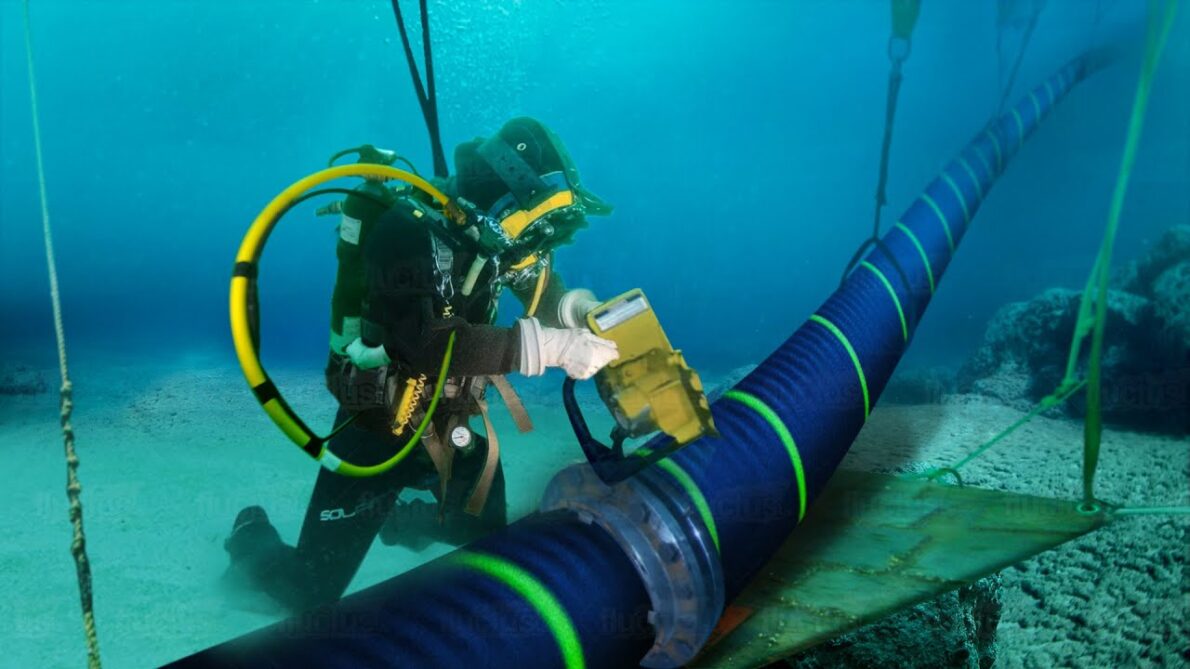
[454,117,612,268]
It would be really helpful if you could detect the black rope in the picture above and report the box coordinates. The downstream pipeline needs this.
[391,0,448,178]
[996,0,1047,115]
[871,237,921,335]
[873,43,906,237]
[839,32,911,287]
[1088,0,1117,52]
[838,234,922,337]
[837,4,925,337]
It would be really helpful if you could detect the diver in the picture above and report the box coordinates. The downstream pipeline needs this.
[223,117,619,612]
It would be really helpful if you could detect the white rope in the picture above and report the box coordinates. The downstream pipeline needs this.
[23,1,102,666]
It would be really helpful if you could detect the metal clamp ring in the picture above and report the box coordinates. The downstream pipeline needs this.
[541,463,724,668]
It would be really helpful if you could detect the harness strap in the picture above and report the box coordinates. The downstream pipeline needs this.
[421,422,455,522]
[477,136,552,208]
[465,397,501,516]
[430,231,456,301]
[490,374,534,433]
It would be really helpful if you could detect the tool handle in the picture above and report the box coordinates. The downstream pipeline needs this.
[563,377,681,485]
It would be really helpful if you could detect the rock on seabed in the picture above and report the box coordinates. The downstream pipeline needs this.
[959,226,1189,434]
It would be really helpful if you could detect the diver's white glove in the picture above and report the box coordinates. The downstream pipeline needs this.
[345,337,391,370]
[517,318,619,380]
[556,288,603,329]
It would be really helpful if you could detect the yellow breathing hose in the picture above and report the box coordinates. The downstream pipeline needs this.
[526,261,550,318]
[230,164,459,477]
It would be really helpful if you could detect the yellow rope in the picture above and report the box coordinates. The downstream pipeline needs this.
[23,2,102,666]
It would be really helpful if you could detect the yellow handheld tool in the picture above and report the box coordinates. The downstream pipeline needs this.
[562,289,717,484]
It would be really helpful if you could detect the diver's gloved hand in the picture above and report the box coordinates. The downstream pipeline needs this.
[345,337,391,370]
[517,317,619,380]
[556,288,602,329]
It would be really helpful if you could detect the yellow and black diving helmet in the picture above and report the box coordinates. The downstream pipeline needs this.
[451,117,613,290]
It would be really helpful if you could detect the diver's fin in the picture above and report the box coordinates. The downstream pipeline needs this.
[692,469,1105,668]
[223,505,283,563]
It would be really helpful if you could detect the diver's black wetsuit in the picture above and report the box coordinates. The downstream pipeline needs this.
[228,196,572,612]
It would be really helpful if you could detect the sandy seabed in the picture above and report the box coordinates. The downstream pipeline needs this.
[1,352,1185,668]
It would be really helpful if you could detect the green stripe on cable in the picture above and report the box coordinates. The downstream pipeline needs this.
[984,129,1003,169]
[1011,108,1025,148]
[1029,91,1043,122]
[940,173,970,226]
[920,192,955,252]
[633,447,720,552]
[808,314,871,419]
[956,157,983,199]
[860,261,908,342]
[449,551,586,669]
[722,390,807,522]
[893,222,935,294]
[970,144,994,181]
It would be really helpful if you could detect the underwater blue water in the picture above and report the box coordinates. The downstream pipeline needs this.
[1,0,1187,375]
[2,3,1189,668]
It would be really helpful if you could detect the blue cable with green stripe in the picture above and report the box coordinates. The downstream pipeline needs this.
[630,56,1093,603]
[173,56,1096,668]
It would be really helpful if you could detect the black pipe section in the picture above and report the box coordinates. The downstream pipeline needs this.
[172,57,1092,668]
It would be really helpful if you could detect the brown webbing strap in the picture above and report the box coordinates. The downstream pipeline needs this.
[490,374,533,433]
[421,424,454,521]
[465,398,501,516]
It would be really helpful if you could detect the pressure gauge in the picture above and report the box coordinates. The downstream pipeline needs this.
[449,425,473,449]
